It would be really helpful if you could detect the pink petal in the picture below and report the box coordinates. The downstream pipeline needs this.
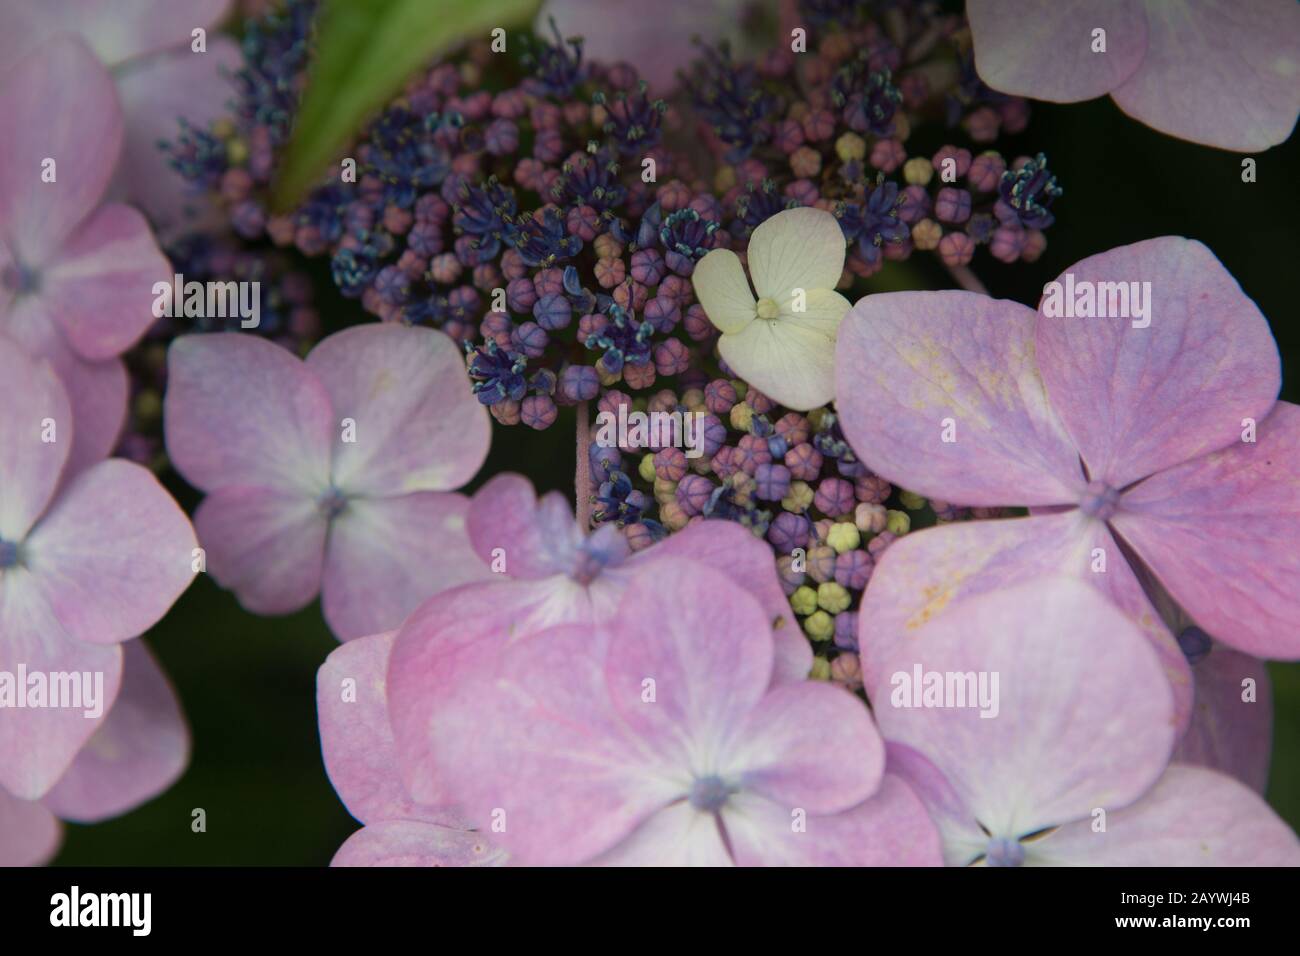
[0,307,127,476]
[857,512,1192,726]
[305,324,489,496]
[331,820,504,867]
[41,640,188,822]
[424,620,682,866]
[589,802,733,866]
[466,474,581,579]
[724,774,944,867]
[323,492,492,641]
[1175,644,1272,794]
[193,485,327,616]
[39,203,169,360]
[874,578,1176,842]
[317,632,465,827]
[1034,765,1300,865]
[1113,401,1300,658]
[886,742,990,866]
[0,1,233,68]
[725,681,881,815]
[0,341,69,540]
[0,36,122,263]
[111,38,242,237]
[1111,0,1300,151]
[1035,237,1280,488]
[164,333,334,493]
[968,0,1148,103]
[0,574,123,798]
[641,518,812,682]
[387,577,593,806]
[603,563,773,771]
[27,459,197,645]
[0,788,61,866]
[836,290,1084,507]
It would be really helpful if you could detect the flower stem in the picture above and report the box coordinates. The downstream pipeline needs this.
[576,400,592,529]
[945,262,989,295]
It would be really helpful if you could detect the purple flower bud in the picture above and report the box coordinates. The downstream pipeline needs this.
[938,231,976,267]
[672,474,711,518]
[835,549,873,591]
[559,364,600,402]
[654,447,688,482]
[520,394,558,430]
[734,434,773,475]
[533,293,572,330]
[653,339,689,376]
[785,442,823,481]
[935,187,972,224]
[506,276,537,312]
[510,321,549,357]
[815,478,855,517]
[705,379,738,415]
[807,545,837,583]
[484,118,519,156]
[833,611,859,651]
[768,510,811,552]
[754,462,792,501]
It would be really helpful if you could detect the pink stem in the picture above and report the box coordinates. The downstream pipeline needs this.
[575,400,593,530]
[945,262,989,296]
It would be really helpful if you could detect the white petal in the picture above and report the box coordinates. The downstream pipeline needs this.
[746,207,847,300]
[719,320,836,411]
[692,248,756,335]
[778,287,851,338]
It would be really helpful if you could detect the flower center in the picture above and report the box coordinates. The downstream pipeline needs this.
[317,486,349,519]
[755,297,780,320]
[1,261,39,295]
[0,538,21,569]
[1078,480,1119,521]
[984,836,1024,867]
[1177,625,1212,665]
[688,775,735,813]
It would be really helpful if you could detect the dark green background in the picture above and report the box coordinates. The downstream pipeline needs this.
[53,90,1300,864]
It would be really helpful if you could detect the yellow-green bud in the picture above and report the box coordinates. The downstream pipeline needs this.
[638,453,656,483]
[654,477,678,505]
[835,132,866,163]
[817,582,851,614]
[809,656,832,680]
[790,585,818,616]
[729,402,754,432]
[899,490,927,511]
[826,522,861,554]
[804,611,835,643]
[886,509,911,535]
[782,481,815,513]
[903,157,933,186]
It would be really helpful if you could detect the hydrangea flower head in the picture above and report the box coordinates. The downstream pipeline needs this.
[967,0,1300,150]
[412,561,940,865]
[385,473,815,807]
[835,237,1296,722]
[0,342,196,801]
[0,36,171,472]
[164,323,491,640]
[879,578,1300,865]
[693,207,850,411]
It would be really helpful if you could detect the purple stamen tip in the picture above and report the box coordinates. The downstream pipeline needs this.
[985,836,1024,867]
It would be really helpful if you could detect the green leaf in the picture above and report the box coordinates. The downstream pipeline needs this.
[272,0,540,211]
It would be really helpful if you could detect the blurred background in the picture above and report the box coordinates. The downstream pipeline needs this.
[53,18,1300,864]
